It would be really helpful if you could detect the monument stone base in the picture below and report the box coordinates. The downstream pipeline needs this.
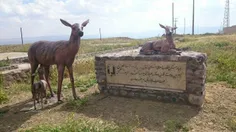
[94,48,207,107]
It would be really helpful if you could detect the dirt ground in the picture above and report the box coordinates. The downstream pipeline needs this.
[0,82,236,132]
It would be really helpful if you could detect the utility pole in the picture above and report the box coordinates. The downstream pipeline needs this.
[223,0,230,28]
[174,18,178,34]
[20,27,24,45]
[99,28,102,40]
[184,18,186,35]
[172,2,174,28]
[192,0,195,35]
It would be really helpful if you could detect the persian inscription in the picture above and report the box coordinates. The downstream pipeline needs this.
[106,60,186,90]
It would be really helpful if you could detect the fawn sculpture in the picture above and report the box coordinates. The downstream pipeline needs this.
[32,65,47,110]
[28,18,89,102]
[139,24,178,55]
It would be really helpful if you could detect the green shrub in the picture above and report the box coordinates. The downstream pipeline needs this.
[0,59,10,67]
[178,36,236,88]
[0,89,8,104]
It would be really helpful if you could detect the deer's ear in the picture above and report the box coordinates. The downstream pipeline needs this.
[159,24,166,29]
[81,19,89,28]
[60,19,72,27]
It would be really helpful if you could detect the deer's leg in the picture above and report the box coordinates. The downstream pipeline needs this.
[57,65,65,102]
[30,63,38,99]
[67,65,79,100]
[33,96,36,110]
[41,95,43,109]
[44,66,54,97]
[161,45,170,53]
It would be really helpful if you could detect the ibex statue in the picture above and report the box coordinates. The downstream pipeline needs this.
[139,24,178,55]
[28,18,89,102]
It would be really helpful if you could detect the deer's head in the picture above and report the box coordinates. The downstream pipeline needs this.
[60,19,89,38]
[159,24,177,45]
[159,24,177,36]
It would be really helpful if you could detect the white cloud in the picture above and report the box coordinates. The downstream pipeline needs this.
[0,0,235,39]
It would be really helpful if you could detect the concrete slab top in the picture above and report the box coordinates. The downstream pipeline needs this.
[96,48,207,59]
[0,52,28,61]
[1,63,30,74]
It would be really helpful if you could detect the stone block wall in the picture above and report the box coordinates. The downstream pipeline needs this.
[95,49,207,107]
[1,68,31,87]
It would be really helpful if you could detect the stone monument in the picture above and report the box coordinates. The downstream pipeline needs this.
[94,24,207,107]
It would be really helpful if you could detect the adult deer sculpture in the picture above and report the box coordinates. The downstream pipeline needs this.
[28,18,89,102]
[139,24,177,55]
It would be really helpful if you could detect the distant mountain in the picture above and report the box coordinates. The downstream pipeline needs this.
[0,26,220,45]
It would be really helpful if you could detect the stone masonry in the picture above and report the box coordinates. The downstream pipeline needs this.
[95,48,207,107]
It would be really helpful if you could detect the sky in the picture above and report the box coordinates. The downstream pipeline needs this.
[0,0,236,40]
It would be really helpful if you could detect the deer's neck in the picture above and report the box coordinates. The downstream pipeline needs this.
[39,74,46,81]
[69,34,81,52]
[166,36,174,45]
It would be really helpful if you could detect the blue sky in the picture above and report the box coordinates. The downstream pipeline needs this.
[0,0,236,39]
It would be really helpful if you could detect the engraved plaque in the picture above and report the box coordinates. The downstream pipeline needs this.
[106,60,186,90]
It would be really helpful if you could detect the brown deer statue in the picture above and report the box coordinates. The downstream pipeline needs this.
[139,24,178,55]
[28,18,89,102]
[32,65,48,110]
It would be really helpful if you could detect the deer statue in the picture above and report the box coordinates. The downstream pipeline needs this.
[28,18,89,102]
[32,65,48,110]
[139,24,178,55]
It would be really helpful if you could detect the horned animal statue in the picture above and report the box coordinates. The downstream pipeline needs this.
[139,24,179,55]
[28,18,89,102]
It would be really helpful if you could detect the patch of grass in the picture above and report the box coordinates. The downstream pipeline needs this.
[177,35,236,88]
[73,58,95,75]
[62,73,96,92]
[0,89,8,104]
[214,41,229,48]
[164,120,189,132]
[227,117,236,131]
[79,87,88,92]
[7,83,31,93]
[0,59,10,67]
[0,38,139,54]
[0,73,3,87]
[0,44,30,53]
[164,120,182,132]
[49,58,95,86]
[65,97,89,110]
[0,79,30,104]
[22,113,133,132]
[0,83,31,103]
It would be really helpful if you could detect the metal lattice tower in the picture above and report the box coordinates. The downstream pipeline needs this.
[223,0,230,27]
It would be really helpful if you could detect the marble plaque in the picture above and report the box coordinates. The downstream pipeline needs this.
[106,60,186,90]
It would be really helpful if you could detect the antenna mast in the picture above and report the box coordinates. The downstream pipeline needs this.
[223,0,230,28]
